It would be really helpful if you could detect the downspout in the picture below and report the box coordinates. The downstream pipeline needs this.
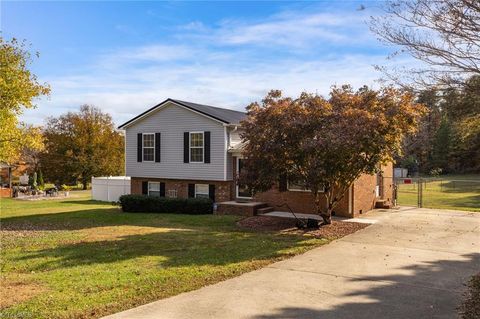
[349,185,354,217]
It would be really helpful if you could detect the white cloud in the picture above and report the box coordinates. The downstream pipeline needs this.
[178,10,373,48]
[24,5,418,126]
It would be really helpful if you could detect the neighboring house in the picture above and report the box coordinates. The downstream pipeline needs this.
[118,99,393,218]
[0,163,13,198]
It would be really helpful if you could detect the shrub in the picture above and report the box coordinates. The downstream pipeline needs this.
[429,167,443,177]
[119,194,213,214]
[60,184,72,191]
[38,170,45,190]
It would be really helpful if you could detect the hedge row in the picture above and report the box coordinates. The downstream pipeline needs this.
[119,194,213,214]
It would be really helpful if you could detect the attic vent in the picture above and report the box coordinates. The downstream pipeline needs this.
[167,189,177,198]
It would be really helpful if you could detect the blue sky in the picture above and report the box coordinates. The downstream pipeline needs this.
[2,1,411,126]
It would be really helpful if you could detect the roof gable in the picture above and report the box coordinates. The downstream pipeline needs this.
[118,99,246,129]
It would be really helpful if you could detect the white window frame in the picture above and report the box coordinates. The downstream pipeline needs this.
[189,131,204,163]
[287,179,325,193]
[148,181,161,197]
[195,183,209,199]
[142,133,155,162]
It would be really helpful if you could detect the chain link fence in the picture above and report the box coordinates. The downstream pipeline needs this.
[394,177,480,211]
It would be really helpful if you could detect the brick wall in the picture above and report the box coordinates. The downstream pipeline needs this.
[253,186,353,218]
[131,177,233,202]
[0,187,11,198]
[234,156,353,218]
[381,162,394,204]
[351,162,395,215]
[130,158,394,218]
[352,173,377,216]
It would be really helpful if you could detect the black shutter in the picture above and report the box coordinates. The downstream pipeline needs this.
[160,182,165,197]
[137,133,143,162]
[204,131,211,163]
[278,174,287,192]
[184,132,190,163]
[142,181,148,195]
[209,184,215,202]
[155,133,161,162]
[188,183,195,198]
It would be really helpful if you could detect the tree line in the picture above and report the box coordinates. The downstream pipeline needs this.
[1,37,124,189]
[400,76,480,174]
[371,0,479,174]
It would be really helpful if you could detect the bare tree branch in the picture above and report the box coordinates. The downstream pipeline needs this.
[371,0,480,89]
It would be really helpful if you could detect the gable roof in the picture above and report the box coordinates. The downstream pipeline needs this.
[118,98,247,129]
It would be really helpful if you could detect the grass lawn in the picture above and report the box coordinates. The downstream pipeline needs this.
[396,174,480,212]
[0,191,326,319]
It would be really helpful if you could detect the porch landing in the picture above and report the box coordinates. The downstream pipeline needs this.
[216,201,270,217]
[261,211,378,224]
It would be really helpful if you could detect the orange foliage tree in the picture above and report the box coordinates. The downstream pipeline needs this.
[240,86,426,224]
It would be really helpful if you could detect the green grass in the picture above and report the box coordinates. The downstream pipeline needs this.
[396,174,480,212]
[0,191,326,319]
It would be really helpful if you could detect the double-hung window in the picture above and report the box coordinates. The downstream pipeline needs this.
[287,179,311,192]
[190,132,204,163]
[148,182,160,197]
[195,184,209,199]
[143,133,154,162]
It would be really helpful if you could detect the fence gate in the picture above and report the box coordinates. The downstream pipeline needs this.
[394,177,480,211]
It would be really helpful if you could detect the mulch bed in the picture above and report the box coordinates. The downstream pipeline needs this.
[459,272,480,319]
[237,215,369,240]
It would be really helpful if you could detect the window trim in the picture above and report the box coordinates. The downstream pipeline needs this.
[287,179,325,193]
[148,181,161,196]
[189,131,204,163]
[194,183,209,198]
[142,133,155,162]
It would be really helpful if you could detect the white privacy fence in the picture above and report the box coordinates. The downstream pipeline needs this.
[91,176,130,202]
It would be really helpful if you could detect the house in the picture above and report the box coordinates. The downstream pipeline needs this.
[0,163,13,198]
[118,99,394,218]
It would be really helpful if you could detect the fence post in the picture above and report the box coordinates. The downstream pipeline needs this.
[417,179,423,208]
[393,182,397,207]
[107,176,110,202]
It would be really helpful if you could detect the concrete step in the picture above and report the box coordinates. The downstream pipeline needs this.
[375,199,391,209]
[256,206,274,215]
[216,201,269,217]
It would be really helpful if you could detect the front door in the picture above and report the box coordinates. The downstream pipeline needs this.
[236,158,252,198]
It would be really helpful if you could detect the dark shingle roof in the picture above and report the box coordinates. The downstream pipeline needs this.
[118,98,246,129]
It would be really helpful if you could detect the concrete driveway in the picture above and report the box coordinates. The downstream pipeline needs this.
[104,207,480,319]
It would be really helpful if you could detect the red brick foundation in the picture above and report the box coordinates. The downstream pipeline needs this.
[131,177,233,202]
[130,161,393,218]
[253,186,353,218]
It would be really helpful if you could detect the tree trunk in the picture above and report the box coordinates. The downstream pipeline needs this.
[314,192,332,225]
[82,177,88,190]
[320,209,332,225]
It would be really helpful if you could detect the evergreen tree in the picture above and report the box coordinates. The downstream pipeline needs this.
[431,117,452,172]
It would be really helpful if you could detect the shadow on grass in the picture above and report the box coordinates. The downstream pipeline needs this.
[1,207,238,231]
[3,206,317,271]
[252,252,480,319]
[12,225,316,271]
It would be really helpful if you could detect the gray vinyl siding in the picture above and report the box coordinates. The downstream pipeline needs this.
[125,102,227,181]
[230,129,243,146]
